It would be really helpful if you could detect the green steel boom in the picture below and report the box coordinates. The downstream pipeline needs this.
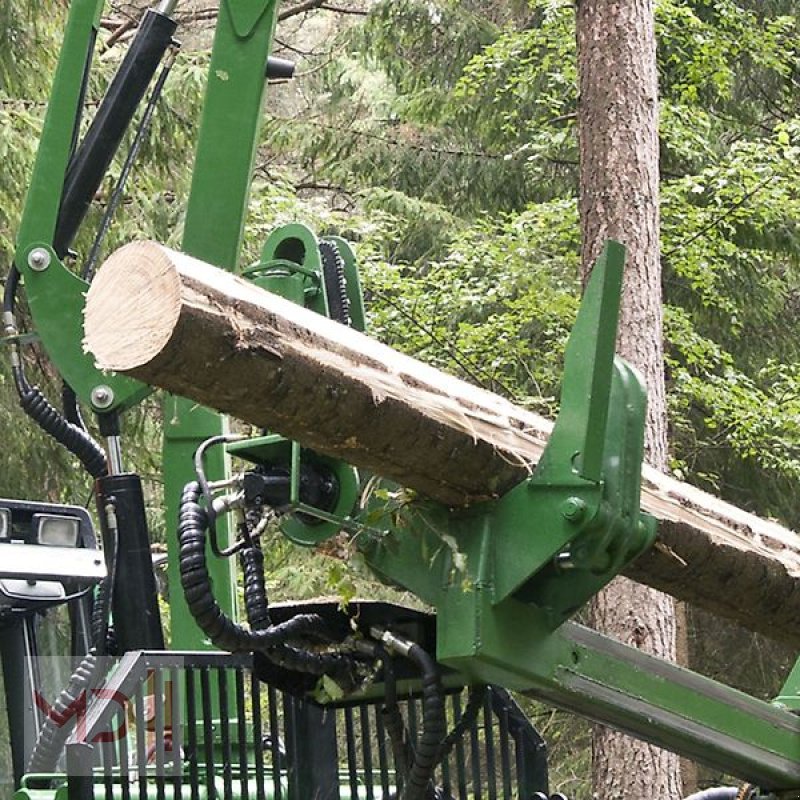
[9,0,800,797]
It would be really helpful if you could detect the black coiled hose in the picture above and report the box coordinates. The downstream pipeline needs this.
[27,651,101,774]
[241,545,271,630]
[320,240,351,326]
[239,544,353,679]
[179,482,319,651]
[90,578,117,656]
[5,264,108,480]
[403,644,447,800]
[17,378,107,479]
[180,482,355,689]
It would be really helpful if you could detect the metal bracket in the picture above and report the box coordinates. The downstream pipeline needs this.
[228,224,366,545]
[359,240,656,627]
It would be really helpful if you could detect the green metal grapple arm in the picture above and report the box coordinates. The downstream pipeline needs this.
[12,0,800,791]
[14,0,285,647]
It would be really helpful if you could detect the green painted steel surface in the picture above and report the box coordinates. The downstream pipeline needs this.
[163,0,279,648]
[360,242,656,627]
[13,0,148,411]
[162,397,237,649]
[438,593,800,789]
[181,0,277,267]
[258,223,328,315]
[540,240,623,484]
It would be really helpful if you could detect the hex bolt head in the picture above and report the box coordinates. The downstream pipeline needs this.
[91,384,115,409]
[561,496,587,523]
[27,248,51,272]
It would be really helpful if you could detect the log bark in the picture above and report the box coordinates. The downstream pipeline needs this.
[84,241,800,646]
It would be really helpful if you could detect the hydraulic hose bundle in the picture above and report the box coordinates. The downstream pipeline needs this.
[178,481,354,684]
[3,274,109,480]
[179,464,465,800]
[371,628,448,800]
[16,377,108,479]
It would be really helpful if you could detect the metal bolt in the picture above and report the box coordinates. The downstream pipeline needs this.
[554,551,575,571]
[27,248,51,272]
[91,385,115,409]
[561,496,587,523]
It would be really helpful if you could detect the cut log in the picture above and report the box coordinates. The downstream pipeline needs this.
[84,241,800,645]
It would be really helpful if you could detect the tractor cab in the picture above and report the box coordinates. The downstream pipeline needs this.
[0,499,104,786]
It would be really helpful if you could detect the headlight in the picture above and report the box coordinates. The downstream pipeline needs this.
[34,514,81,547]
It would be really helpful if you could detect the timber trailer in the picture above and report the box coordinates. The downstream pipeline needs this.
[1,1,799,799]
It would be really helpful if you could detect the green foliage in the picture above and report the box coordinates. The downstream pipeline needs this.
[362,199,581,413]
[278,0,800,530]
[0,0,798,794]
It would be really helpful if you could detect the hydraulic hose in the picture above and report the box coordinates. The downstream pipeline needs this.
[403,642,447,800]
[371,628,447,800]
[27,651,101,774]
[320,239,351,326]
[236,531,356,681]
[61,382,86,430]
[90,578,115,655]
[4,264,108,479]
[179,482,336,652]
[17,378,108,479]
[241,545,271,631]
[380,651,412,781]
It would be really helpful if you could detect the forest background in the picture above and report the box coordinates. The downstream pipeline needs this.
[0,0,798,797]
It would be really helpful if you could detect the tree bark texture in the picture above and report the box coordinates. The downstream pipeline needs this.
[83,241,800,649]
[576,1,682,798]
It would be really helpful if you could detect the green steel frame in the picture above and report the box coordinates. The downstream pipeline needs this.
[164,0,283,648]
[12,0,800,794]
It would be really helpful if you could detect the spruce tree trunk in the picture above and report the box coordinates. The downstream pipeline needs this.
[576,1,682,798]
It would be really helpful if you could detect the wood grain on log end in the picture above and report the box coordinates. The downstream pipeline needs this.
[84,240,184,371]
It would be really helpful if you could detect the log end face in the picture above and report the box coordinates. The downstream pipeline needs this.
[84,240,182,371]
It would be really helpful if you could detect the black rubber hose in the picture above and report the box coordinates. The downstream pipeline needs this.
[90,578,118,656]
[403,644,447,800]
[682,790,739,800]
[380,653,412,780]
[179,482,333,652]
[4,262,107,481]
[27,651,101,774]
[3,265,19,314]
[320,239,351,326]
[17,380,108,479]
[241,545,271,630]
[61,382,86,430]
[238,539,354,681]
